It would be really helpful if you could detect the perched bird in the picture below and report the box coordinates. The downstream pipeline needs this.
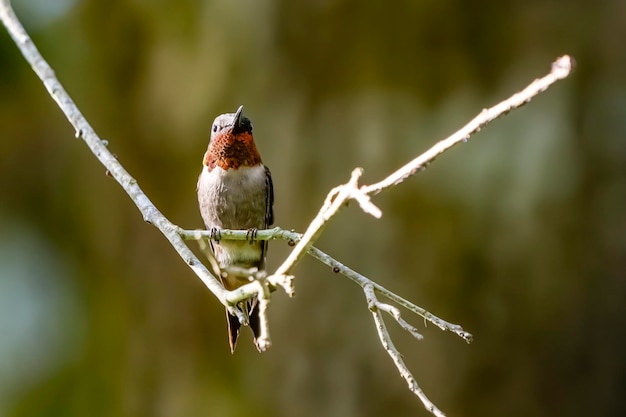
[197,105,274,353]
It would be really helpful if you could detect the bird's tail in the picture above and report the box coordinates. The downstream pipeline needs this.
[225,297,261,353]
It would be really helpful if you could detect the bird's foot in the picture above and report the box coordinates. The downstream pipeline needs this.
[210,227,222,242]
[246,228,258,245]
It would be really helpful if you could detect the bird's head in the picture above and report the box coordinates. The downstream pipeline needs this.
[203,105,262,170]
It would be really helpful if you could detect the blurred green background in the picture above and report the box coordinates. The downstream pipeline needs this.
[1,0,625,416]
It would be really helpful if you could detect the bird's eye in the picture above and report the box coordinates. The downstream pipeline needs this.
[212,124,218,133]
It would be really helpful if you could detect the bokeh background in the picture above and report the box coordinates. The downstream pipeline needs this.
[1,0,625,416]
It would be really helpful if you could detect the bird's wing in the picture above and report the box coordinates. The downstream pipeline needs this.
[264,165,274,227]
[259,165,274,266]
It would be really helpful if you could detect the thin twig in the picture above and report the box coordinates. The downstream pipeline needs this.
[306,243,473,342]
[252,280,272,351]
[270,168,374,293]
[371,299,424,341]
[361,55,573,196]
[364,284,446,417]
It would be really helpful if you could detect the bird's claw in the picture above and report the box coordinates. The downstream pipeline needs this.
[210,227,222,242]
[246,228,258,244]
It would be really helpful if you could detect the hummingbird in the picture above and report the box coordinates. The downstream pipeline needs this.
[197,105,274,353]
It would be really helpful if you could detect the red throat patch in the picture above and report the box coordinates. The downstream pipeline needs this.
[204,131,263,170]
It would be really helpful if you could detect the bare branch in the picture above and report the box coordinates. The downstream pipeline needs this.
[307,243,473,342]
[369,296,424,341]
[184,227,286,242]
[184,226,473,343]
[0,0,229,304]
[252,280,272,352]
[361,55,574,196]
[270,168,373,295]
[364,284,446,417]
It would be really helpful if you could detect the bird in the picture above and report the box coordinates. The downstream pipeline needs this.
[197,105,274,353]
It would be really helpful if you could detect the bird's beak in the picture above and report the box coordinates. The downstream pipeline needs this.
[232,105,244,132]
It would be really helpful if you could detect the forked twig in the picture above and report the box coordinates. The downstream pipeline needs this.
[365,284,444,417]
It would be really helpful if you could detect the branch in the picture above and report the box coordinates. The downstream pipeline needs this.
[270,167,380,292]
[365,284,445,417]
[183,227,473,342]
[0,0,226,304]
[361,55,573,195]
